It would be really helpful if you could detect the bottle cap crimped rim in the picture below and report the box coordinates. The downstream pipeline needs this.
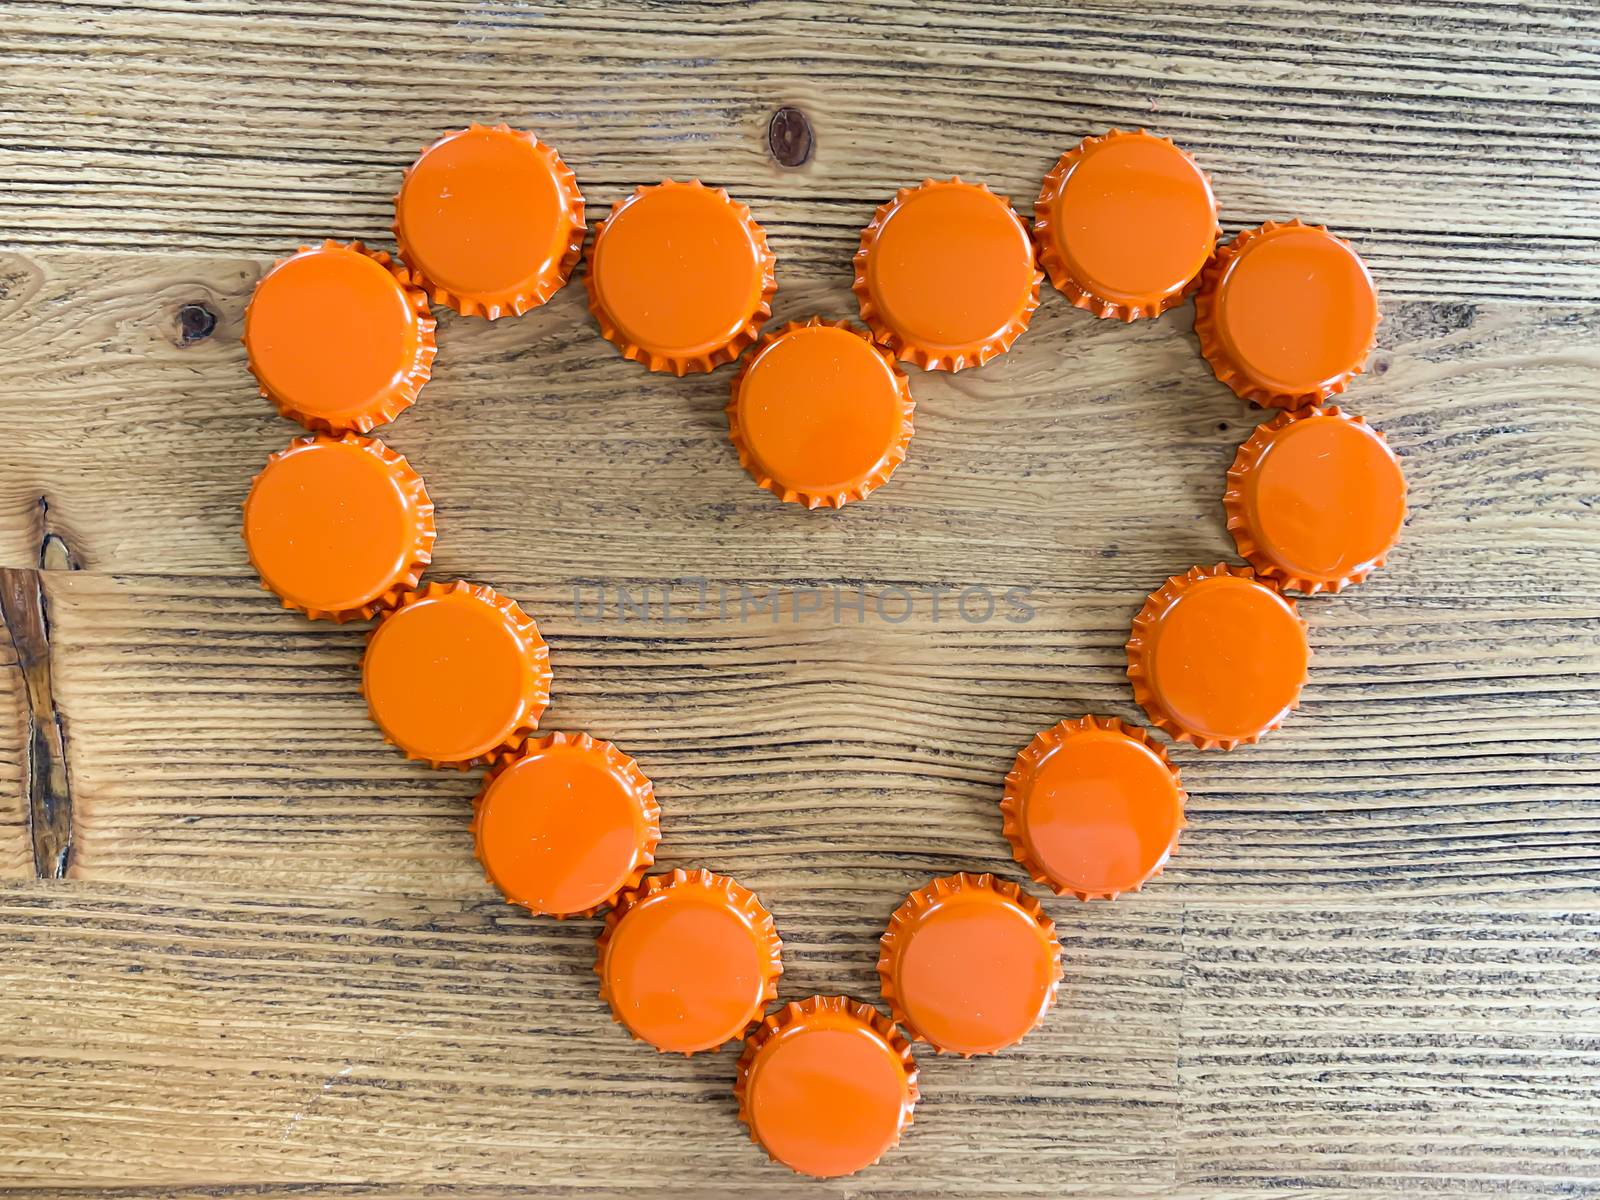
[1000,715,1187,900]
[1194,219,1378,409]
[244,239,437,434]
[735,994,919,1177]
[393,123,587,320]
[241,432,436,623]
[1125,563,1308,751]
[595,867,783,1053]
[726,317,916,509]
[362,580,552,769]
[1226,404,1407,594]
[1032,129,1220,321]
[875,871,1062,1056]
[471,730,661,917]
[583,179,777,375]
[852,177,1043,372]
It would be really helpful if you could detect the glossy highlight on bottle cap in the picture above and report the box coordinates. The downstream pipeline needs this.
[362,580,551,768]
[472,731,659,917]
[596,868,782,1054]
[585,179,776,375]
[242,434,434,622]
[727,318,914,509]
[1033,129,1220,321]
[853,177,1042,371]
[1195,220,1379,407]
[1226,405,1407,594]
[1126,564,1310,750]
[735,995,918,1179]
[394,124,585,319]
[1001,716,1186,900]
[244,240,436,433]
[877,872,1062,1057]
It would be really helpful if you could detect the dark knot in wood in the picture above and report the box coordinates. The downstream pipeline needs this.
[177,302,218,343]
[767,107,813,168]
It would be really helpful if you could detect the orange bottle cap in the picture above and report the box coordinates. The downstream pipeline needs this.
[1001,716,1186,900]
[362,581,551,768]
[585,179,776,375]
[876,872,1062,1056]
[735,995,918,1179]
[853,177,1042,371]
[1227,405,1407,594]
[1126,564,1310,750]
[1195,220,1379,407]
[1033,129,1220,320]
[394,124,585,319]
[244,240,435,433]
[596,868,782,1054]
[471,731,659,917]
[727,318,915,509]
[242,434,434,622]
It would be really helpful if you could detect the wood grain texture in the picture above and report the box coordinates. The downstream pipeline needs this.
[1,0,1598,1195]
[2,0,1599,300]
[2,256,1597,589]
[22,570,1600,902]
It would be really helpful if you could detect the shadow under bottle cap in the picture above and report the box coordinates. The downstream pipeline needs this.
[1001,715,1186,900]
[244,240,436,433]
[243,433,434,622]
[1126,564,1310,750]
[596,868,782,1053]
[735,995,918,1179]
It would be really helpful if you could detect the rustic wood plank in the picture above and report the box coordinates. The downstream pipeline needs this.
[0,1,1597,300]
[1180,907,1600,1194]
[34,570,1600,903]
[3,887,1593,1195]
[1,252,1597,589]
[0,881,1183,1194]
[3,2,1598,1193]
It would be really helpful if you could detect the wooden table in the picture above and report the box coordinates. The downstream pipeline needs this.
[2,3,1597,1196]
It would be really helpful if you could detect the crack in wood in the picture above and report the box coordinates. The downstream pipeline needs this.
[0,556,73,880]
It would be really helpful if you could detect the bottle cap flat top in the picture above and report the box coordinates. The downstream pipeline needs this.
[1196,220,1378,407]
[362,581,550,767]
[394,124,585,319]
[727,319,914,508]
[877,872,1062,1056]
[244,241,435,432]
[586,180,775,374]
[1227,405,1407,593]
[1127,565,1310,750]
[854,178,1041,371]
[1034,129,1218,319]
[736,996,918,1179]
[242,434,434,621]
[473,731,659,917]
[597,868,781,1053]
[1002,716,1185,899]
